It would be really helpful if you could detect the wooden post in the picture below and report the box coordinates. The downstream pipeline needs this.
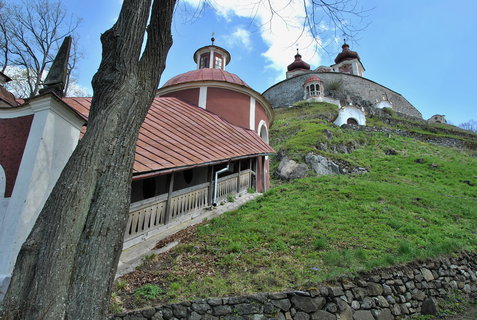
[236,160,241,193]
[208,166,214,206]
[250,157,256,191]
[164,172,175,225]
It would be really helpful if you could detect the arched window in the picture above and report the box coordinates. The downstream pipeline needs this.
[257,120,269,144]
[304,82,322,99]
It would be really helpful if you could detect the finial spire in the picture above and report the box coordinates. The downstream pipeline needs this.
[39,36,72,97]
[211,32,215,45]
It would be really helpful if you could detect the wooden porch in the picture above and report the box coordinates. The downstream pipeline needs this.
[123,169,253,247]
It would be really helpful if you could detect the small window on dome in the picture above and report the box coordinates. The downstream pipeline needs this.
[200,55,209,68]
[214,56,223,69]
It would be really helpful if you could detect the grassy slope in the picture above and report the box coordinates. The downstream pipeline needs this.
[114,102,477,311]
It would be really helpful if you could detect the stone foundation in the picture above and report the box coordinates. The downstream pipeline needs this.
[110,251,477,319]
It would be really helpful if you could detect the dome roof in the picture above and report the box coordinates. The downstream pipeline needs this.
[334,43,360,64]
[304,75,322,84]
[287,52,310,71]
[162,68,249,88]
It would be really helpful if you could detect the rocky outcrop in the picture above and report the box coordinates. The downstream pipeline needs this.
[110,251,477,320]
[276,153,367,181]
[304,153,341,175]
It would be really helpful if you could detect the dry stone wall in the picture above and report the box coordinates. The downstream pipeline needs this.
[110,251,477,320]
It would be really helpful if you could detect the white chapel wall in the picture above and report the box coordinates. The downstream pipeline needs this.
[0,96,83,300]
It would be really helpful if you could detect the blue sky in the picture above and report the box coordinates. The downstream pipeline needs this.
[59,0,476,125]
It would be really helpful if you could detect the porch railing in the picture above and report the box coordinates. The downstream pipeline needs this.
[124,169,252,242]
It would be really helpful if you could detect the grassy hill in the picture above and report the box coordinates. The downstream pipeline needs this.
[112,103,477,311]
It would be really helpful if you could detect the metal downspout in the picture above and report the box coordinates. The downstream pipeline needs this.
[212,165,230,206]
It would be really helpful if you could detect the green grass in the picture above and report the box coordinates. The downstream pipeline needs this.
[115,102,477,310]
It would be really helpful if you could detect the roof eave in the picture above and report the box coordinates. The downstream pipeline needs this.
[132,152,274,180]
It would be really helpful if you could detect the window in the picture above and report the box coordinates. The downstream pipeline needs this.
[214,56,223,69]
[200,55,209,68]
[305,83,321,99]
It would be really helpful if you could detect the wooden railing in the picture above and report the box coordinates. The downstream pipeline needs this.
[169,182,209,220]
[125,194,167,241]
[124,169,252,242]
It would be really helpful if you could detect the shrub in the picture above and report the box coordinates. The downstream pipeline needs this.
[134,284,163,300]
[382,107,395,116]
[327,80,342,91]
[114,279,129,291]
[312,236,328,250]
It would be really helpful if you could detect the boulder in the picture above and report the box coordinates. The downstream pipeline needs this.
[421,297,439,315]
[277,157,309,180]
[305,153,341,175]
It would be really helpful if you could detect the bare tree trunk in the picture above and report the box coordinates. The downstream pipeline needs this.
[0,0,176,319]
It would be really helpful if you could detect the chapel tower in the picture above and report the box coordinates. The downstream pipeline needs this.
[331,41,365,77]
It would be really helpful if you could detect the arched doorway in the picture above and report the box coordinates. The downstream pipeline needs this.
[347,118,358,125]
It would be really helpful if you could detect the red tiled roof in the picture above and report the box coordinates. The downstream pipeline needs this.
[63,97,273,176]
[162,69,249,88]
[304,75,322,84]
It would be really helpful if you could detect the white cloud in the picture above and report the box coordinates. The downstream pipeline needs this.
[183,0,323,81]
[226,27,252,51]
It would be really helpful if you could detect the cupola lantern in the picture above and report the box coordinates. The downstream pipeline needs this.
[193,35,231,71]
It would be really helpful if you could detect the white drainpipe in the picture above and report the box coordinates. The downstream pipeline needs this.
[213,165,230,206]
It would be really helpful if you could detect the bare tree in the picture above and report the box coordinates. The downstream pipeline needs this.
[459,120,477,133]
[1,1,366,319]
[0,0,81,97]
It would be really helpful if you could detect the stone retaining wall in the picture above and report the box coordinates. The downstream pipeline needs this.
[262,72,422,119]
[110,251,477,320]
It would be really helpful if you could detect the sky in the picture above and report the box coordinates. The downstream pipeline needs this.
[51,0,477,125]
